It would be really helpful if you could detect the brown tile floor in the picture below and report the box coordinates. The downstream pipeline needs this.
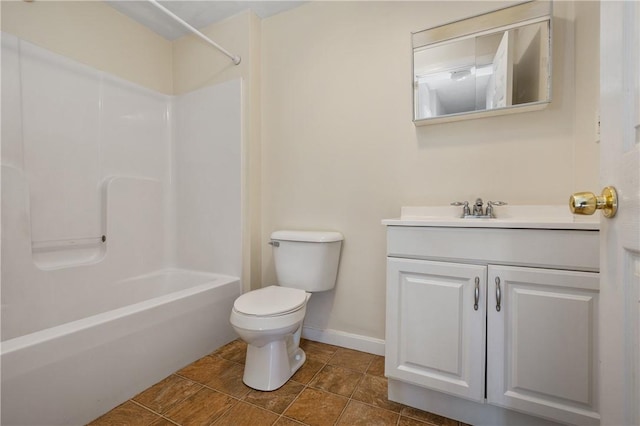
[89,339,466,426]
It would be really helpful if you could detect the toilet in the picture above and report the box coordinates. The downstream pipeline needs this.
[230,230,343,391]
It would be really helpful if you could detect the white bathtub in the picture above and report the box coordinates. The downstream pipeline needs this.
[0,269,241,426]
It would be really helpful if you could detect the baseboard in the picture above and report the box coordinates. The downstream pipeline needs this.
[301,326,385,356]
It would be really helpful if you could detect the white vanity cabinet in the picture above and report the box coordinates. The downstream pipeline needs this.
[384,224,600,426]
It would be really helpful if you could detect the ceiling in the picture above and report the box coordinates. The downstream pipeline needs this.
[106,1,306,40]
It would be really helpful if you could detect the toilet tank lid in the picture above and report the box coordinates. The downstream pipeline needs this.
[271,230,343,243]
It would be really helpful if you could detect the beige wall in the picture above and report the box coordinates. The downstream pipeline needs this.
[172,11,252,95]
[572,1,600,193]
[0,1,173,94]
[261,1,600,340]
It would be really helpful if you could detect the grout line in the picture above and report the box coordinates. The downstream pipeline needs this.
[333,397,351,425]
[127,398,182,425]
[347,370,366,400]
[282,387,308,415]
[278,347,336,426]
[128,398,159,414]
[141,375,207,418]
[208,395,241,426]
[157,414,181,425]
[199,382,250,402]
[239,386,300,418]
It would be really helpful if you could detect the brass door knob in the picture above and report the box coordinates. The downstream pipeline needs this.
[569,186,618,218]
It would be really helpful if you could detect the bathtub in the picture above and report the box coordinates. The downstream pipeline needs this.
[0,269,241,426]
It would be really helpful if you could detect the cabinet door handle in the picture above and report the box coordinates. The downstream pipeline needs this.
[474,277,480,311]
[495,276,502,312]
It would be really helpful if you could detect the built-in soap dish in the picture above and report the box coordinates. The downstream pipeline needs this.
[32,235,106,270]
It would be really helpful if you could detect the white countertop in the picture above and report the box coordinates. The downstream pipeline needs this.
[382,205,600,230]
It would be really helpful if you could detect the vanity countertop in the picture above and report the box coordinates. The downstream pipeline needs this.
[382,205,600,230]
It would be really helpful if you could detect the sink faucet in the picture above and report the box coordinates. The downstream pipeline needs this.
[473,198,484,216]
[452,199,508,218]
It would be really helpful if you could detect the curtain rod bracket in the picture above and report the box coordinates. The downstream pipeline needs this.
[147,0,241,66]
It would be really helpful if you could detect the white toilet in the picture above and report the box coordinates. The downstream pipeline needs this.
[230,230,343,391]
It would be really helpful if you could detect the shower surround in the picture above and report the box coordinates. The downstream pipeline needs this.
[1,33,243,425]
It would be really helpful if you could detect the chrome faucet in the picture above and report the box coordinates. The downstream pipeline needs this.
[472,198,484,216]
[451,199,507,218]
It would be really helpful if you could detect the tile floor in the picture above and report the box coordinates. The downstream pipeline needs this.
[89,339,466,426]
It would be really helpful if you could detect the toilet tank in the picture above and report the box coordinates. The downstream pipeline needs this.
[271,230,343,292]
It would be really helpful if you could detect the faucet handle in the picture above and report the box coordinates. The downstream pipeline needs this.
[486,201,507,218]
[451,201,471,217]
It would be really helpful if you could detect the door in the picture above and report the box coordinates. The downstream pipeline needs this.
[385,258,486,402]
[488,30,514,109]
[599,2,640,425]
[487,265,600,425]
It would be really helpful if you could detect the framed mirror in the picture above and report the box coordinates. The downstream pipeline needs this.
[413,1,552,125]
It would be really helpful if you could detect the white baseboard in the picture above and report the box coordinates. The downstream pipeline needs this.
[301,326,385,356]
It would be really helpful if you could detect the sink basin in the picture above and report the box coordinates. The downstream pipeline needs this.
[382,205,599,230]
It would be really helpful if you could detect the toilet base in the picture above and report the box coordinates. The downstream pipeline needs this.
[243,338,306,391]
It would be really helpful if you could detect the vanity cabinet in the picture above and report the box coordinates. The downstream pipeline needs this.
[385,225,600,426]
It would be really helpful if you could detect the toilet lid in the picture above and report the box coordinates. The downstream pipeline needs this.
[234,286,308,316]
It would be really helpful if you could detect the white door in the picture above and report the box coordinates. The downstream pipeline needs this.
[385,258,486,402]
[489,30,514,109]
[598,2,640,425]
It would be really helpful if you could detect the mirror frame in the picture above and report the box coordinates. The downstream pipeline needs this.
[412,0,552,126]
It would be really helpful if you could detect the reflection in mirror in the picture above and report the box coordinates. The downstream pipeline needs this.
[413,1,551,125]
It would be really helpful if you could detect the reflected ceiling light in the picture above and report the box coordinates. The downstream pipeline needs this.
[450,69,472,81]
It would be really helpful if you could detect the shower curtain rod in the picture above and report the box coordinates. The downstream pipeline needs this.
[147,0,241,65]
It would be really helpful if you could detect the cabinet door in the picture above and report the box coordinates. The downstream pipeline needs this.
[386,258,486,402]
[487,265,599,425]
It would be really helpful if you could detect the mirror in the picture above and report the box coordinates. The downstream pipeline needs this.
[413,1,552,125]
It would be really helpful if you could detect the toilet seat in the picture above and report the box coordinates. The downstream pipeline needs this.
[234,286,308,317]
[230,286,309,333]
